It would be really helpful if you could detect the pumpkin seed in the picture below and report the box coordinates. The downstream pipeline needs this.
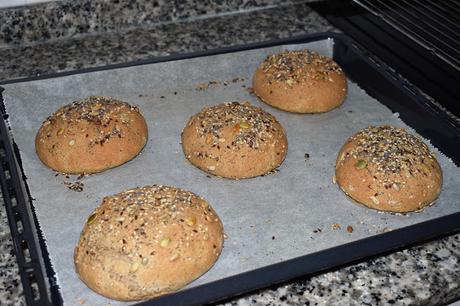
[87,212,97,224]
[185,216,196,226]
[169,253,180,262]
[119,113,130,123]
[160,238,171,247]
[370,195,380,205]
[239,121,251,129]
[355,159,367,169]
[129,262,139,273]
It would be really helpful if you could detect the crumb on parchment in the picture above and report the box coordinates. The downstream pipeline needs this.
[347,225,354,233]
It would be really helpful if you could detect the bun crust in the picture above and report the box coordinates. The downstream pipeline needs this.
[35,96,148,174]
[74,185,224,301]
[335,126,442,213]
[181,102,288,179]
[252,50,347,113]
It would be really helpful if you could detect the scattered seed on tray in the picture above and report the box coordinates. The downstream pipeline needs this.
[347,225,354,233]
[232,77,245,83]
[260,168,280,177]
[196,83,209,91]
[195,77,246,91]
[380,227,393,233]
[64,181,84,192]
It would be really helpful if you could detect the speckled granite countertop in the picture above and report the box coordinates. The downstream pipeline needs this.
[1,1,459,305]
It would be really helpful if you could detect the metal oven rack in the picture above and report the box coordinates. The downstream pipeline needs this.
[311,0,460,120]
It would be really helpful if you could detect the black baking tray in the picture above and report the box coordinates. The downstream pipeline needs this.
[1,32,459,306]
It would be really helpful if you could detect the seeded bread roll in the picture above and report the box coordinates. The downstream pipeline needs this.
[252,49,347,113]
[335,126,442,213]
[74,185,224,301]
[35,96,148,174]
[181,101,288,179]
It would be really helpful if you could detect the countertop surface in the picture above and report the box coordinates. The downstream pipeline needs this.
[1,1,459,305]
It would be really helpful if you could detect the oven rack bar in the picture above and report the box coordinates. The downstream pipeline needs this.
[353,0,460,71]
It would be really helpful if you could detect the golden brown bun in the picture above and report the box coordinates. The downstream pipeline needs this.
[335,126,442,213]
[181,101,288,179]
[252,49,347,113]
[35,96,148,174]
[74,185,224,301]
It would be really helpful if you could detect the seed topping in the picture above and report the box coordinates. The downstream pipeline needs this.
[160,238,171,247]
[38,96,141,148]
[347,126,438,186]
[86,212,97,224]
[261,50,343,84]
[191,102,283,149]
[129,262,140,273]
[355,159,367,169]
[77,185,222,276]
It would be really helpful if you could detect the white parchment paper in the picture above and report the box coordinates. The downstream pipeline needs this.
[3,39,460,306]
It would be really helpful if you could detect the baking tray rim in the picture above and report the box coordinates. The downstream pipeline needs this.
[0,32,346,86]
[1,32,460,306]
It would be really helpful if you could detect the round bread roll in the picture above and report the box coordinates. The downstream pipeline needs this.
[181,101,288,179]
[35,96,148,174]
[74,185,224,301]
[335,126,442,213]
[252,49,347,113]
